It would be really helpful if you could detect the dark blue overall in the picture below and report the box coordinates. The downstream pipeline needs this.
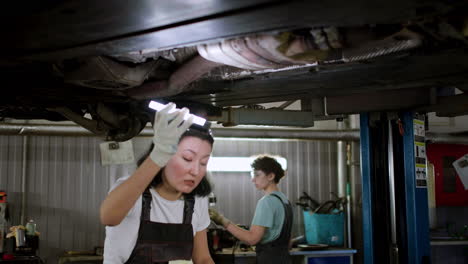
[255,193,293,264]
[125,188,195,264]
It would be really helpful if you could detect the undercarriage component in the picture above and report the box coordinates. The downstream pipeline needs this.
[55,56,160,90]
[48,106,108,136]
[111,46,198,64]
[197,31,332,70]
[48,103,149,141]
[212,107,316,127]
[339,28,422,62]
[326,88,468,117]
[197,28,422,70]
[127,55,221,99]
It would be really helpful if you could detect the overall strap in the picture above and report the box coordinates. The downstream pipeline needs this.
[270,193,287,205]
[270,193,293,245]
[255,193,293,264]
[182,195,195,224]
[141,188,152,221]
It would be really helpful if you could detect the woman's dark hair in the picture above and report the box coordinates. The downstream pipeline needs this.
[137,128,214,196]
[251,155,285,183]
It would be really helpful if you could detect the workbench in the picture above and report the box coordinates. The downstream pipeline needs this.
[214,248,357,264]
[0,256,42,264]
[57,255,102,264]
[57,248,357,264]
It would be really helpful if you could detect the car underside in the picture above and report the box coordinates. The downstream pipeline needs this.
[1,0,468,141]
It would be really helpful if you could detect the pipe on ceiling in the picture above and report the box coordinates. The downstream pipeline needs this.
[209,127,360,141]
[1,124,468,144]
[0,124,359,141]
[425,132,468,144]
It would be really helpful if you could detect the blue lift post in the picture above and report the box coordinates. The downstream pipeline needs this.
[360,112,431,264]
[401,112,431,264]
[360,113,375,264]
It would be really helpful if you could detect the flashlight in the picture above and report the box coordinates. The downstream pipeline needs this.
[148,101,211,131]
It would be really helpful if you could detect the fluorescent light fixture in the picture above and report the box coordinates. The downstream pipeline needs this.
[148,101,207,127]
[208,156,287,172]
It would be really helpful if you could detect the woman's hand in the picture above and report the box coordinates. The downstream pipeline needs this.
[209,209,231,228]
[210,209,265,246]
[150,103,194,167]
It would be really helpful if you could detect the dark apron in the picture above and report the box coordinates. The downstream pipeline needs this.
[125,188,195,264]
[255,193,293,264]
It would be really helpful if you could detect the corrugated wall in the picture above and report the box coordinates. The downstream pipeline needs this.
[0,135,112,263]
[0,134,346,263]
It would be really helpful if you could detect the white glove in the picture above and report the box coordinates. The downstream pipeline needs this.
[150,103,194,167]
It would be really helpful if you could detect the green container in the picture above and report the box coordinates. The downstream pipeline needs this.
[25,220,36,236]
[303,210,344,246]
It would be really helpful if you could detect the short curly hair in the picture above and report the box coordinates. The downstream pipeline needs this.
[251,155,285,183]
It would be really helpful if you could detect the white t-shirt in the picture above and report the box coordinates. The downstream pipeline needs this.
[103,177,211,264]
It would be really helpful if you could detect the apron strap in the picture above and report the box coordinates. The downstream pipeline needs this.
[127,189,195,264]
[141,188,152,221]
[142,188,195,224]
[182,195,195,224]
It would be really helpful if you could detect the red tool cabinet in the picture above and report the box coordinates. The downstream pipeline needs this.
[426,143,468,206]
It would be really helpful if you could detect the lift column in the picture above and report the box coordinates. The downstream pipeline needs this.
[360,111,431,264]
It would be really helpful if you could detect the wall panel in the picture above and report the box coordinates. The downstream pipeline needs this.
[0,136,112,263]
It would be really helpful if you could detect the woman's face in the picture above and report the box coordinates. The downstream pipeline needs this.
[163,136,212,194]
[251,170,273,191]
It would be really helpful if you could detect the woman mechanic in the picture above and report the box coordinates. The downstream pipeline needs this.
[209,155,293,264]
[100,103,215,264]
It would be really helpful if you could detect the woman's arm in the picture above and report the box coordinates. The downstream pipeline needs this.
[100,104,193,226]
[192,229,215,264]
[209,209,266,246]
[225,224,265,246]
[100,157,160,226]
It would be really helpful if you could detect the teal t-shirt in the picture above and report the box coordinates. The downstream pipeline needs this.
[251,191,289,244]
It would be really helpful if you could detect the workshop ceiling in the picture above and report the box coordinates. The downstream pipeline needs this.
[1,0,467,141]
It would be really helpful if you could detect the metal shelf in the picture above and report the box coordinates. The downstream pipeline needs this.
[430,240,468,246]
